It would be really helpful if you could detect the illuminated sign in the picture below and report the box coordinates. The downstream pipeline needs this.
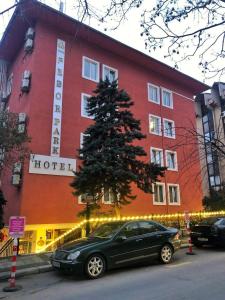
[51,39,65,157]
[29,154,76,176]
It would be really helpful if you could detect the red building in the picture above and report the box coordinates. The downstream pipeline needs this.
[0,0,208,252]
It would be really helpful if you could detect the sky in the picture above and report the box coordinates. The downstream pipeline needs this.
[0,0,222,86]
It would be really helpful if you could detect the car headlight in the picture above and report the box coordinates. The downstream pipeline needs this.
[67,251,80,261]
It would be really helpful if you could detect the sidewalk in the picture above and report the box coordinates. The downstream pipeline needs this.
[0,238,189,281]
[0,252,53,281]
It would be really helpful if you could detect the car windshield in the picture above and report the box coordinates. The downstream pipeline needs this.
[198,217,222,225]
[89,222,124,239]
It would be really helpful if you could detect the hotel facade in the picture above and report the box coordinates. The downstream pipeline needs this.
[0,0,208,253]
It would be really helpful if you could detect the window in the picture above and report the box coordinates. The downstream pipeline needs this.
[102,189,114,204]
[78,194,86,204]
[139,221,163,234]
[119,222,139,238]
[102,65,118,83]
[165,150,178,171]
[148,83,160,104]
[82,57,99,82]
[168,184,180,205]
[151,147,163,166]
[162,88,173,108]
[149,114,161,135]
[163,118,175,138]
[81,93,93,119]
[153,183,166,205]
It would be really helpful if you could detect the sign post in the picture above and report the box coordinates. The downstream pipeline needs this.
[3,216,25,292]
[184,212,195,255]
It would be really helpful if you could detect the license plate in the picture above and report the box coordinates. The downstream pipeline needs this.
[198,237,208,241]
[52,261,60,268]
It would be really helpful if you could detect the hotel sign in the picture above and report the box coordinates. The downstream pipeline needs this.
[29,154,76,176]
[51,39,65,157]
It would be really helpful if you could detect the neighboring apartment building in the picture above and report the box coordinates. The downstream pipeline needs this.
[195,82,225,194]
[0,0,208,252]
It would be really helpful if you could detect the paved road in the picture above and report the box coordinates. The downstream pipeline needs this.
[0,247,224,300]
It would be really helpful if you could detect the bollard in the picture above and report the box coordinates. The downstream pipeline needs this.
[3,238,22,292]
[186,220,195,255]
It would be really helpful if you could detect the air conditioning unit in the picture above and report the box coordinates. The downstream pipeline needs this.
[21,70,31,92]
[12,174,21,186]
[18,123,25,133]
[25,27,35,40]
[0,91,9,103]
[24,38,33,52]
[23,70,31,79]
[18,112,27,123]
[21,78,30,92]
[13,162,22,174]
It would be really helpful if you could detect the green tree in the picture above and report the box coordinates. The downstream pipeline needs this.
[0,110,30,227]
[203,184,225,211]
[71,79,165,218]
[0,189,6,229]
[0,110,30,175]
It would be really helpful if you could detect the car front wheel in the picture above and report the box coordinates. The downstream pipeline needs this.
[85,254,106,279]
[160,244,173,264]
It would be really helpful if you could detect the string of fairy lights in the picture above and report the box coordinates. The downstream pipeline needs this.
[36,210,225,253]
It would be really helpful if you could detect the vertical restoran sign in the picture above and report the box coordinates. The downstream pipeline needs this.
[50,39,65,157]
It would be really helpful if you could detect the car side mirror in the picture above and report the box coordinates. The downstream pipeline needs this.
[116,235,127,242]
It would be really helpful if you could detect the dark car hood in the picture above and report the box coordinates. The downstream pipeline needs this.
[58,237,108,252]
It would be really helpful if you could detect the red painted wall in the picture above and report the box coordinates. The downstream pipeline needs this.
[2,20,203,225]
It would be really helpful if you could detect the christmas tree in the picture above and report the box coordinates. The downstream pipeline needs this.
[71,79,165,217]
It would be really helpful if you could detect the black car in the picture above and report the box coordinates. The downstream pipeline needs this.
[50,220,181,279]
[191,217,225,247]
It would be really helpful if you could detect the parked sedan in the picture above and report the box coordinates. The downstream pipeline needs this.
[191,217,225,247]
[50,220,181,279]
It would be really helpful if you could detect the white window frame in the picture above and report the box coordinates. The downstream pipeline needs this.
[81,93,93,119]
[163,118,175,139]
[82,56,100,82]
[152,182,166,205]
[102,188,116,204]
[102,64,118,82]
[168,184,181,205]
[165,150,178,171]
[78,195,86,204]
[148,83,160,104]
[149,114,162,136]
[150,147,164,167]
[161,87,173,109]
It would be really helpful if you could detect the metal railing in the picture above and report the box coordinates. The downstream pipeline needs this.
[0,237,14,257]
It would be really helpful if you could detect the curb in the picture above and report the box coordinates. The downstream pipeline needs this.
[0,264,53,281]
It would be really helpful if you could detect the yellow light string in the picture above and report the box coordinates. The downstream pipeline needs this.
[36,210,225,253]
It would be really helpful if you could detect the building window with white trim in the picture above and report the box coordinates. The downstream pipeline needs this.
[102,65,118,83]
[163,119,175,138]
[81,93,93,119]
[162,88,173,108]
[165,150,178,171]
[149,114,161,135]
[151,147,163,166]
[148,83,160,104]
[102,189,114,204]
[168,184,180,205]
[78,195,86,204]
[153,183,166,205]
[82,57,99,82]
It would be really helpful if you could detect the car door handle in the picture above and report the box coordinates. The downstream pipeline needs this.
[136,238,143,242]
